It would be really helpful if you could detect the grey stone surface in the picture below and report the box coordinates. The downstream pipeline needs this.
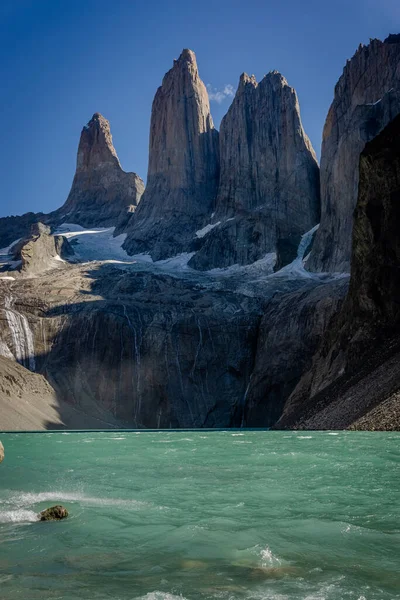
[121,49,220,260]
[308,36,400,273]
[189,71,320,270]
[54,113,144,227]
[276,115,400,430]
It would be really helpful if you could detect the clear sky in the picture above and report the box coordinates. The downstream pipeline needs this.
[1,0,400,218]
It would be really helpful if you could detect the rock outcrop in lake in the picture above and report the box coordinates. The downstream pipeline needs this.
[121,49,220,260]
[308,35,400,273]
[39,505,68,521]
[189,71,320,270]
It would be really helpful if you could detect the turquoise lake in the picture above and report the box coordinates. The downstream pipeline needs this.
[0,431,399,600]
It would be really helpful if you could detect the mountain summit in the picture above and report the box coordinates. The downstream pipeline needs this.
[56,113,144,227]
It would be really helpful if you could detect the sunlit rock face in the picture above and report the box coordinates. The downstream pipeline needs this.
[189,71,320,271]
[308,36,400,273]
[121,49,220,260]
[55,113,144,227]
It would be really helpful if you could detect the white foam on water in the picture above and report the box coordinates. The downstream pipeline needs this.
[136,594,190,600]
[0,509,38,523]
[297,436,313,439]
[260,545,282,567]
[9,491,147,510]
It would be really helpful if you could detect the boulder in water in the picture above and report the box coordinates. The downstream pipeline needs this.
[0,441,4,463]
[39,505,68,521]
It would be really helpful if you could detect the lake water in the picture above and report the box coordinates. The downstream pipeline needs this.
[0,431,399,600]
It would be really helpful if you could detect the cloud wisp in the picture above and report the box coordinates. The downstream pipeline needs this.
[206,84,235,104]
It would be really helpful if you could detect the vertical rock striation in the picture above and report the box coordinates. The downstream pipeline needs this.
[54,113,144,227]
[277,114,400,429]
[121,49,220,260]
[308,35,400,273]
[189,71,320,270]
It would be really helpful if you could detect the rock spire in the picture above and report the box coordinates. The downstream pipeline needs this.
[121,49,220,259]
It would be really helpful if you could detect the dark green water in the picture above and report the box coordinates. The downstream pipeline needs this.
[0,431,399,600]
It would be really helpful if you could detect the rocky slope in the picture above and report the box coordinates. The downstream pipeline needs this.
[120,49,220,260]
[0,355,121,430]
[276,114,400,429]
[0,223,338,429]
[0,114,144,249]
[308,35,400,273]
[6,222,74,276]
[189,72,320,270]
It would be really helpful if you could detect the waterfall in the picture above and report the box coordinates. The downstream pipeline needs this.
[3,295,36,371]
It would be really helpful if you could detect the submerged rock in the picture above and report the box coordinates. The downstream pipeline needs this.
[0,441,4,463]
[39,505,68,521]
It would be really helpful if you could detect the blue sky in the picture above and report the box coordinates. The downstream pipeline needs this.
[1,0,400,217]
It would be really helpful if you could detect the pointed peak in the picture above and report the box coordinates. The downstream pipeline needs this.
[84,113,110,131]
[78,114,120,171]
[176,48,197,65]
[239,73,258,88]
[260,70,289,88]
[384,33,400,44]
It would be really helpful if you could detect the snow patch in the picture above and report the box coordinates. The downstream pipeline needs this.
[0,238,21,258]
[271,224,320,279]
[195,222,221,238]
[54,224,130,263]
[208,252,277,277]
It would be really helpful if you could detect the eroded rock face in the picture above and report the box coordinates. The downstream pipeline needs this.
[9,222,74,275]
[0,212,46,251]
[121,49,220,260]
[189,72,320,270]
[243,279,348,427]
[308,36,400,273]
[55,113,144,227]
[276,115,400,429]
[0,263,265,428]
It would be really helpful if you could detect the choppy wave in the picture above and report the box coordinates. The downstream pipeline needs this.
[255,545,283,569]
[136,594,190,600]
[0,509,38,523]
